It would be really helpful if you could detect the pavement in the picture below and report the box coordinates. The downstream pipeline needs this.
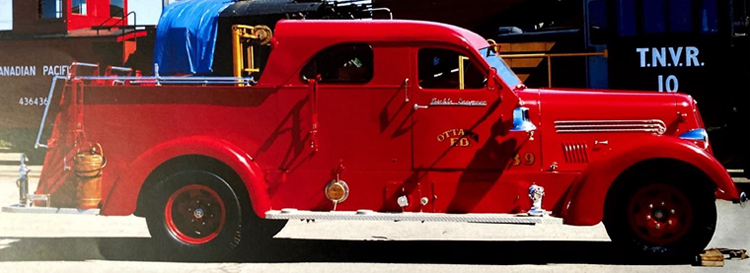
[0,160,748,272]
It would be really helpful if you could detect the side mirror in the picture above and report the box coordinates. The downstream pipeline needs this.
[510,106,537,140]
[487,67,498,91]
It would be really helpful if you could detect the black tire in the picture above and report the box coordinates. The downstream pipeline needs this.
[603,176,716,262]
[145,170,244,261]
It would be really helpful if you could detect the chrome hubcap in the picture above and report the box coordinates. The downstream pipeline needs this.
[653,209,665,220]
[194,208,205,219]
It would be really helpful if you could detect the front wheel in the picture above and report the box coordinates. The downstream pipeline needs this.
[146,171,243,261]
[604,180,716,261]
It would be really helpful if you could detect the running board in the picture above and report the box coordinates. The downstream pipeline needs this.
[2,204,100,215]
[265,209,563,225]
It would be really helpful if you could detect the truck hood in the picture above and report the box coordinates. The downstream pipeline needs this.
[519,88,687,137]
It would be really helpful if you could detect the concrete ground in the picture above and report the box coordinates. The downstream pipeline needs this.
[0,164,748,273]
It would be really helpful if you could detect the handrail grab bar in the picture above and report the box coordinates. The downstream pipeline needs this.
[71,62,100,68]
[368,8,393,19]
[95,11,136,34]
[35,76,68,149]
[108,66,133,72]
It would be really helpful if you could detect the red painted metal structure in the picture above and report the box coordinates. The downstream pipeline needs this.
[11,0,128,34]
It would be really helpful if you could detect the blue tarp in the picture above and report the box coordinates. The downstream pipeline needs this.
[153,0,234,76]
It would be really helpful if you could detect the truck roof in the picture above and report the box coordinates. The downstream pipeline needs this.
[260,19,491,86]
[275,19,489,48]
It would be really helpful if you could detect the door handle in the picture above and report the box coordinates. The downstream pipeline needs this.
[414,103,429,110]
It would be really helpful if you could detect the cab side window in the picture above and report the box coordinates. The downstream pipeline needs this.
[418,48,485,90]
[301,43,374,84]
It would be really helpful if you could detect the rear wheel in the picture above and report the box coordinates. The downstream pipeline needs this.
[604,177,716,261]
[164,184,228,245]
[146,170,243,261]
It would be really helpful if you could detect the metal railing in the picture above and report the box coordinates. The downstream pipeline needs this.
[93,11,137,39]
[232,24,273,86]
[73,76,257,86]
[500,51,608,88]
[35,75,68,149]
[368,7,393,19]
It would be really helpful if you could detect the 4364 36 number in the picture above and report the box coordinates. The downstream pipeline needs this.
[18,97,49,106]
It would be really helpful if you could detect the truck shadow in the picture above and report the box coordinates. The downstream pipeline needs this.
[0,237,688,265]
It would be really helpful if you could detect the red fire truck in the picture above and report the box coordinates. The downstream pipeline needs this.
[5,13,746,262]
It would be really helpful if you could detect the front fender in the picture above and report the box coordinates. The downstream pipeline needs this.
[100,136,271,218]
[561,136,738,226]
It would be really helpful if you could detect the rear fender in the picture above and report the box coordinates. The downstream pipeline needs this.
[100,136,270,217]
[561,136,738,226]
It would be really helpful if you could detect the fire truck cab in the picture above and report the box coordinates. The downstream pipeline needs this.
[10,18,747,261]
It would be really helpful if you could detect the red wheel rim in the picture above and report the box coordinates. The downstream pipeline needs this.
[627,184,693,245]
[164,184,226,245]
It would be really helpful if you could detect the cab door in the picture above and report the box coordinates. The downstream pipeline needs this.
[409,45,541,213]
[411,46,509,170]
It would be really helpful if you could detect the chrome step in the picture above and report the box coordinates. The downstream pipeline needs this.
[1,204,100,215]
[265,209,562,225]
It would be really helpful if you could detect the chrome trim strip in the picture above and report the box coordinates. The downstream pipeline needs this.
[554,120,666,134]
[1,205,98,215]
[266,209,563,224]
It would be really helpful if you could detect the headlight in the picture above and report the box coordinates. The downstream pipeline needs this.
[679,128,709,150]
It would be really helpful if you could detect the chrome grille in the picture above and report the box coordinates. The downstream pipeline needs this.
[562,142,588,163]
[554,120,666,134]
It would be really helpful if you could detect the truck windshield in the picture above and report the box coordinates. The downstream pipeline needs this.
[479,47,522,88]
